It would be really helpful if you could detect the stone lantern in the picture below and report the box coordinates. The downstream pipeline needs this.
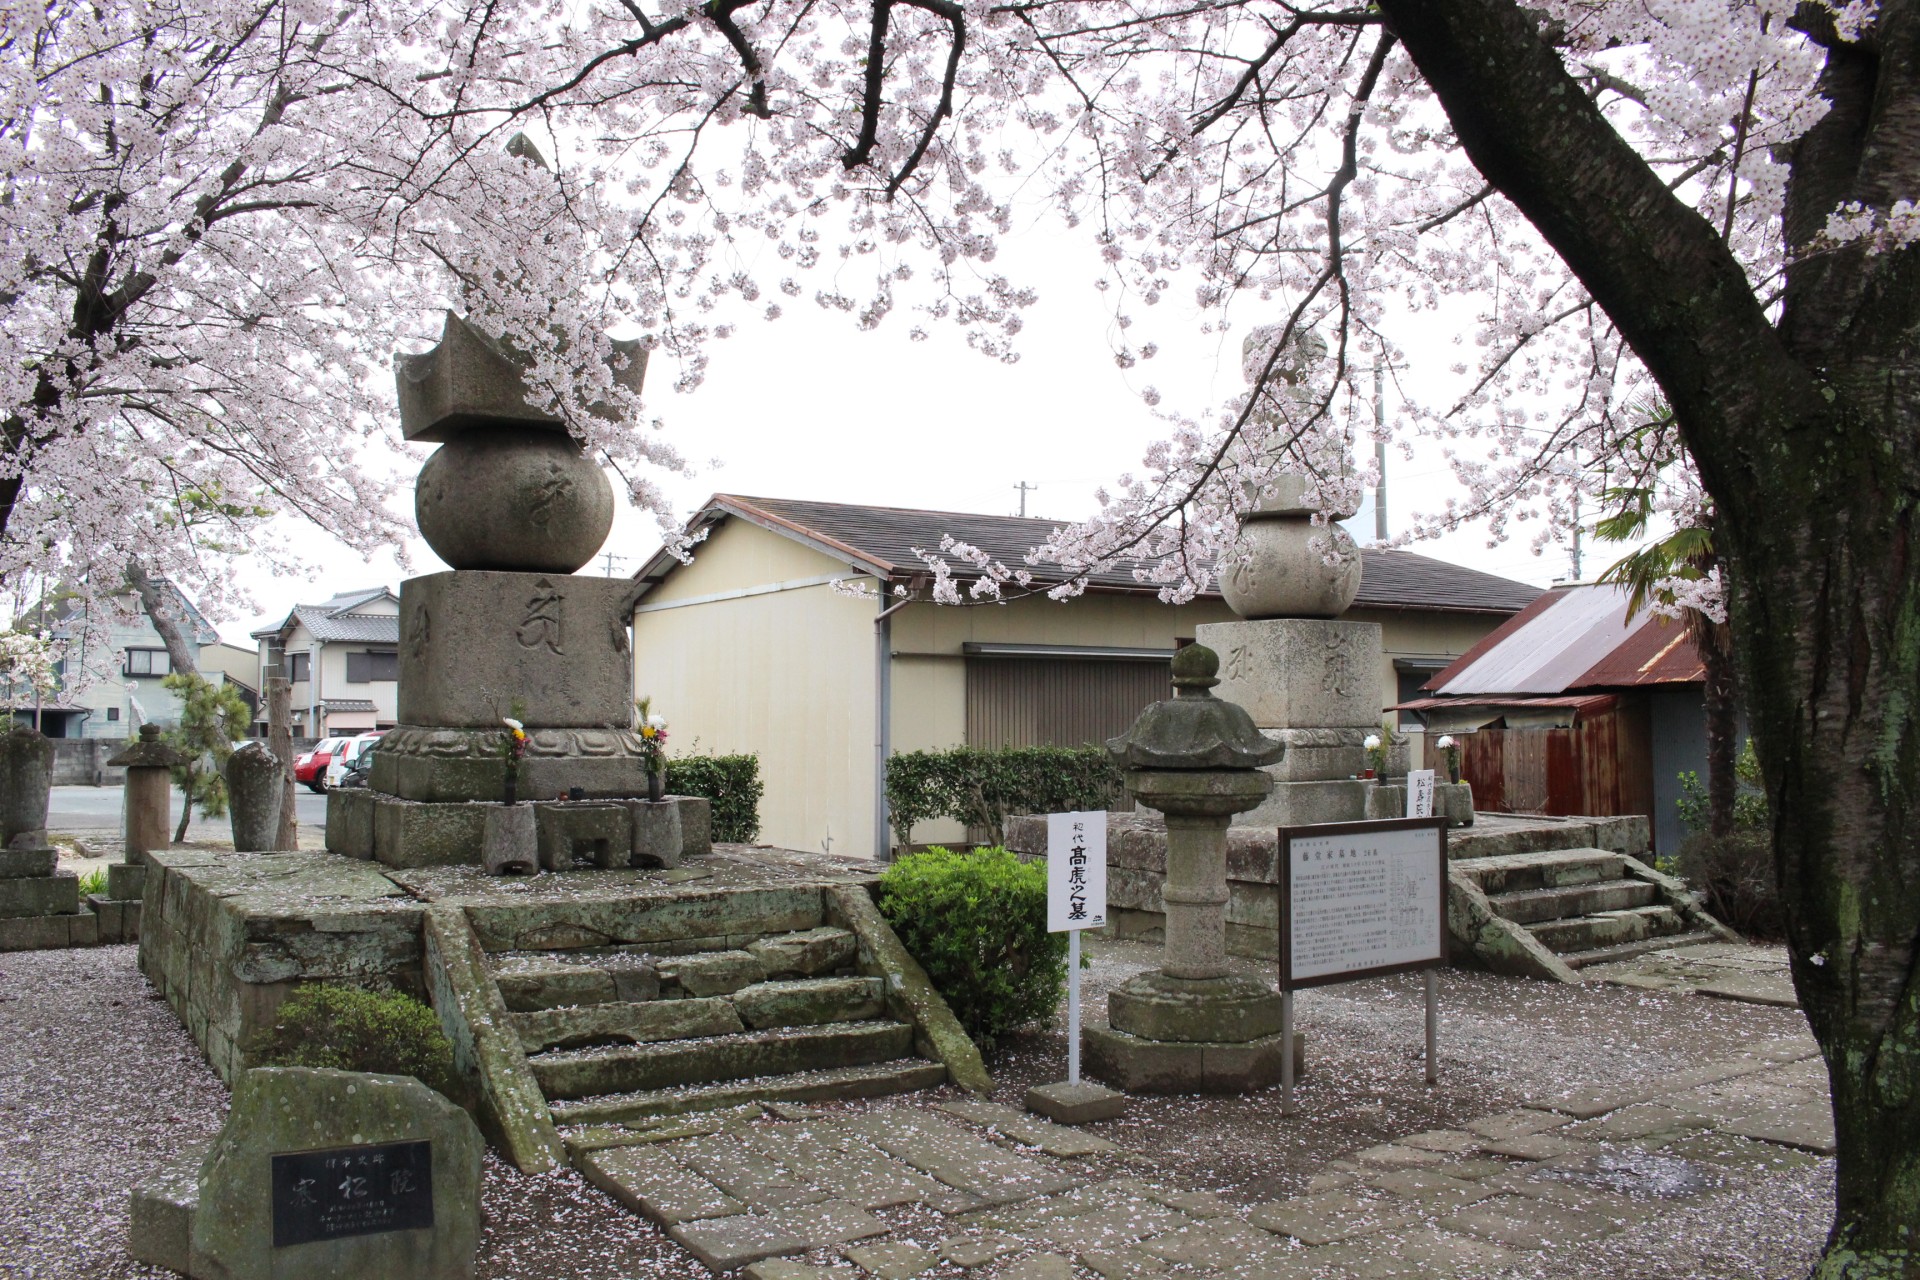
[1084,645,1303,1092]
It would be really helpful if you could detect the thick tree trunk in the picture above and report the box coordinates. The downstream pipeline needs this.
[124,557,199,677]
[1375,2,1920,1271]
[1696,619,1739,839]
[268,675,296,851]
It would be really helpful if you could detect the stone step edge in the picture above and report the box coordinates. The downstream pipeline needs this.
[530,1019,917,1100]
[1560,930,1720,970]
[550,1058,947,1127]
[1485,878,1657,922]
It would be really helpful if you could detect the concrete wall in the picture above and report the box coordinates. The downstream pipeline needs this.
[632,521,875,857]
[51,739,126,786]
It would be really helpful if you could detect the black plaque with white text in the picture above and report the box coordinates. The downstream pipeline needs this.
[270,1140,434,1248]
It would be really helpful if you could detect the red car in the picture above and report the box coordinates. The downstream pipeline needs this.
[294,736,350,792]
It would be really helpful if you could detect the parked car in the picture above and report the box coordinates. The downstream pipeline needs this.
[324,731,386,789]
[294,736,350,792]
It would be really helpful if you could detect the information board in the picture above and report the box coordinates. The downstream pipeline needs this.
[271,1139,434,1248]
[1279,817,1446,989]
[1046,810,1107,932]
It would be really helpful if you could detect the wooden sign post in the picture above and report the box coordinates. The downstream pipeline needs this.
[1047,810,1107,1084]
[1277,817,1448,1115]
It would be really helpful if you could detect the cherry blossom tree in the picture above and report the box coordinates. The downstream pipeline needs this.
[9,0,1918,1266]
[434,1,1904,1266]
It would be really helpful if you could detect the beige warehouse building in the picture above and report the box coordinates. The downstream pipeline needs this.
[629,495,1541,857]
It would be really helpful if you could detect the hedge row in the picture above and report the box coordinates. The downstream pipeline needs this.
[884,745,1123,848]
[667,754,764,844]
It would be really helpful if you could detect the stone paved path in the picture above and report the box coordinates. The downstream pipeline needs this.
[563,1030,1828,1278]
[1582,941,1797,1008]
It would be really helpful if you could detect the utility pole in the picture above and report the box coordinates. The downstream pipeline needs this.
[1014,482,1038,518]
[1569,444,1584,581]
[267,663,296,851]
[1372,361,1388,542]
[601,550,626,577]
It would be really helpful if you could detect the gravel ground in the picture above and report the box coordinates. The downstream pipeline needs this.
[0,940,1834,1280]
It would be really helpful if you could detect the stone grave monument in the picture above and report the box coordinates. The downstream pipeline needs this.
[130,1066,483,1280]
[226,741,286,852]
[326,313,709,871]
[1084,645,1305,1092]
[1198,473,1471,827]
[0,727,90,949]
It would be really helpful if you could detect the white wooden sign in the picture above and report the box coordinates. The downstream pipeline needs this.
[1046,810,1107,932]
[1405,769,1436,819]
[1279,817,1446,988]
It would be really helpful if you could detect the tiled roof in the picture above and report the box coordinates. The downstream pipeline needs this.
[321,698,378,712]
[253,586,399,643]
[637,494,1542,616]
[293,608,399,645]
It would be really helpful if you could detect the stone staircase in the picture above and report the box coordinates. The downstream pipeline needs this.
[1445,818,1734,983]
[494,929,944,1126]
[421,876,988,1176]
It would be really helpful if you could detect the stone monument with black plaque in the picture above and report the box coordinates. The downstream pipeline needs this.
[325,313,710,870]
[129,1066,482,1280]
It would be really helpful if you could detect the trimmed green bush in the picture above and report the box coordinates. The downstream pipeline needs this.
[877,845,1067,1052]
[885,745,1123,848]
[667,754,764,844]
[248,985,461,1100]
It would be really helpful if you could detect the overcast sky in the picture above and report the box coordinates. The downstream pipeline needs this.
[219,219,1583,646]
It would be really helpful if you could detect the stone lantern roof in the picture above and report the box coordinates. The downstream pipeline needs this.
[107,723,188,769]
[1106,645,1284,771]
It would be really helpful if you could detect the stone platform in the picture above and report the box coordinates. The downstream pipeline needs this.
[136,842,989,1181]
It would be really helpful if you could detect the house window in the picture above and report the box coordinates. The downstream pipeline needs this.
[106,707,120,722]
[345,650,399,683]
[287,652,311,684]
[124,648,171,677]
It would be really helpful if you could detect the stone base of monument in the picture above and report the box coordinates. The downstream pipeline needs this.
[1109,972,1284,1042]
[0,845,103,951]
[1084,1022,1305,1093]
[1024,1080,1128,1125]
[1364,780,1476,827]
[325,789,710,868]
[369,726,657,803]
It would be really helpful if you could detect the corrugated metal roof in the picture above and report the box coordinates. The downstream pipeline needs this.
[634,494,1543,616]
[1425,583,1703,696]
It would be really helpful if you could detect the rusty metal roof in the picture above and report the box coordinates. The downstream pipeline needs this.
[633,494,1544,615]
[1424,583,1703,696]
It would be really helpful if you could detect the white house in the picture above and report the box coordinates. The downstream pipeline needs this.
[6,582,222,737]
[250,587,401,738]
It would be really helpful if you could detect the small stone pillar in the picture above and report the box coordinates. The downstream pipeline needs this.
[225,742,285,852]
[482,805,537,876]
[1085,645,1304,1093]
[108,725,186,863]
[0,727,54,850]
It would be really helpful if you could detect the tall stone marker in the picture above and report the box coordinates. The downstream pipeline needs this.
[226,742,286,852]
[327,312,712,871]
[1202,473,1383,828]
[132,1066,483,1280]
